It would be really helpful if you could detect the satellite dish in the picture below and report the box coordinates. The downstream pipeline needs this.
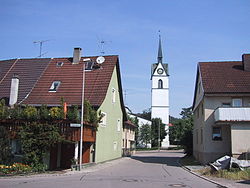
[96,56,105,64]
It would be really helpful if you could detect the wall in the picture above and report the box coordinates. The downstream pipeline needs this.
[95,66,123,163]
[231,123,250,157]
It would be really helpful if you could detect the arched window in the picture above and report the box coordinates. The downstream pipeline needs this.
[158,79,163,89]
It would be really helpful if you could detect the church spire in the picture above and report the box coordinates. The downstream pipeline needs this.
[158,34,163,64]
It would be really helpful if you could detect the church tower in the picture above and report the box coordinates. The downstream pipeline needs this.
[151,35,170,148]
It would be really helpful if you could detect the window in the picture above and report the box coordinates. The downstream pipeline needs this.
[117,119,121,132]
[112,88,116,103]
[200,129,203,144]
[113,141,117,151]
[99,112,107,126]
[222,103,231,107]
[158,79,163,89]
[232,98,242,107]
[11,140,22,155]
[56,62,64,67]
[85,61,94,71]
[212,127,222,141]
[49,81,61,92]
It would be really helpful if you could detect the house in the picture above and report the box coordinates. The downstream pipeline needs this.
[126,107,152,148]
[122,120,137,156]
[192,54,250,164]
[0,48,126,168]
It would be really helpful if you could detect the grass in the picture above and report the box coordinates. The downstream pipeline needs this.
[199,167,250,180]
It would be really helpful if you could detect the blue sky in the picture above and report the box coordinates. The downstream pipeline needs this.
[1,0,250,117]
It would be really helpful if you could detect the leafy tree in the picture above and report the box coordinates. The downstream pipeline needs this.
[19,122,62,170]
[49,107,63,120]
[136,108,151,121]
[139,123,151,148]
[0,126,12,164]
[0,99,9,119]
[151,118,167,147]
[169,107,193,155]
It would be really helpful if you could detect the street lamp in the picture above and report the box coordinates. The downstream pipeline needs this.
[79,62,86,170]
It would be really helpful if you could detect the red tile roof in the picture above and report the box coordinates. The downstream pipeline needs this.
[199,61,250,94]
[0,58,51,103]
[22,56,119,107]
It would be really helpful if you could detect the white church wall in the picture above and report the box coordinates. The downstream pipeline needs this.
[151,90,169,107]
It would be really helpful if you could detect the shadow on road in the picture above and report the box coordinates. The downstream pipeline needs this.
[130,156,181,167]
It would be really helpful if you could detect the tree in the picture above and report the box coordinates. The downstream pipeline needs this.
[169,107,193,155]
[0,126,12,164]
[20,122,63,170]
[151,118,167,147]
[139,123,151,148]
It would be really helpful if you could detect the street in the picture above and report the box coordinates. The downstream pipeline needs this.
[1,150,221,188]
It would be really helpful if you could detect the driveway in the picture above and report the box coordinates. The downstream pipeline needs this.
[0,150,222,188]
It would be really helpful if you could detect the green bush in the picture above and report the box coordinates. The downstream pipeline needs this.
[0,99,9,119]
[39,104,49,120]
[0,126,12,164]
[67,105,79,122]
[49,107,63,120]
[22,106,38,120]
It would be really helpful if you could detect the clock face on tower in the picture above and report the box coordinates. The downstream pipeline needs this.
[157,68,164,74]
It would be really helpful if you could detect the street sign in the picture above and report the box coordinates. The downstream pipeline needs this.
[70,123,81,128]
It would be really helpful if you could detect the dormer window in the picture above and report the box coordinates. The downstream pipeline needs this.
[49,81,61,92]
[85,61,94,71]
[56,62,64,67]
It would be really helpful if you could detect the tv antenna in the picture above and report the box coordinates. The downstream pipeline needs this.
[33,40,50,57]
[96,36,112,55]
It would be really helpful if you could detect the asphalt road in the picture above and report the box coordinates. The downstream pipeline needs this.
[0,150,222,188]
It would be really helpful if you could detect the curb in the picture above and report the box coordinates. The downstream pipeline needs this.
[177,159,228,188]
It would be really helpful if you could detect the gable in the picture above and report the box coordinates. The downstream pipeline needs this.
[151,63,169,79]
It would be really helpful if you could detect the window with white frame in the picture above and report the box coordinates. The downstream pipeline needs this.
[112,88,116,103]
[113,141,117,151]
[232,98,242,107]
[117,119,121,132]
[49,81,61,92]
[99,112,107,126]
[212,127,222,141]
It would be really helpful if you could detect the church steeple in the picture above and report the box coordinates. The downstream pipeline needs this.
[157,35,163,64]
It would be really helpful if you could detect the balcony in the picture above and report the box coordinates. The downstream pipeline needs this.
[214,107,250,122]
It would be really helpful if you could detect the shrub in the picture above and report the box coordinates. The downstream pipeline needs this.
[22,106,38,120]
[39,104,49,120]
[0,163,32,175]
[49,107,63,120]
[0,99,9,119]
[0,126,12,164]
[67,105,79,122]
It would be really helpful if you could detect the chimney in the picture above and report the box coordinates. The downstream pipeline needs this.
[9,74,19,107]
[242,54,250,71]
[73,47,82,64]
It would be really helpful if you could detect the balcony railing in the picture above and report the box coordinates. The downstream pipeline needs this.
[214,107,250,122]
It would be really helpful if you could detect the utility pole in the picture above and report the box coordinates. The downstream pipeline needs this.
[158,119,161,152]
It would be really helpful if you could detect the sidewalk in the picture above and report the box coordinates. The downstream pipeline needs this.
[183,165,250,188]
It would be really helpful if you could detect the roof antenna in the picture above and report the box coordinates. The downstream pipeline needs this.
[96,36,112,55]
[33,40,50,57]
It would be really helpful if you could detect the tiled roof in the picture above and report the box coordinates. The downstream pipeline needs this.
[200,61,250,93]
[22,56,119,107]
[0,58,51,103]
[124,120,137,128]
